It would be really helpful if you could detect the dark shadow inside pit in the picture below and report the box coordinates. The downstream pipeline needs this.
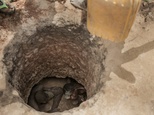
[3,25,106,112]
[28,77,87,112]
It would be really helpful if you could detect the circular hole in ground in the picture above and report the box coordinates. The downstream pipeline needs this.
[3,25,106,113]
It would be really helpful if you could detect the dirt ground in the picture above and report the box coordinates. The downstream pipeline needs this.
[0,0,154,115]
[0,0,153,39]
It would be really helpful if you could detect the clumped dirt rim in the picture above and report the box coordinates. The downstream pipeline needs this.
[3,25,106,112]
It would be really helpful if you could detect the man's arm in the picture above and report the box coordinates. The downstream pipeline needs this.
[28,85,43,111]
[47,87,63,112]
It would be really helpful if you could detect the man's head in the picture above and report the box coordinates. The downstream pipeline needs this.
[63,83,76,99]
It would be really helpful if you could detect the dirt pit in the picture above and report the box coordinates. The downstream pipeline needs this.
[3,25,106,112]
[0,0,154,115]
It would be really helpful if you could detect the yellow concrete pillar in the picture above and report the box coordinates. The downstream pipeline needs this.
[87,0,141,42]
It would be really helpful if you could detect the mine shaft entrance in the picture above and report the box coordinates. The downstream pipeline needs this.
[3,25,106,113]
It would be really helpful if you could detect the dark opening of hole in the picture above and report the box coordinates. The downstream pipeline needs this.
[3,25,106,113]
[28,77,87,113]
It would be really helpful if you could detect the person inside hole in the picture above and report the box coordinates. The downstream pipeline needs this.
[28,84,63,113]
[63,80,87,106]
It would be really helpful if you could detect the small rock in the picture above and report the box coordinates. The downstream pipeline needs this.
[12,90,19,96]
